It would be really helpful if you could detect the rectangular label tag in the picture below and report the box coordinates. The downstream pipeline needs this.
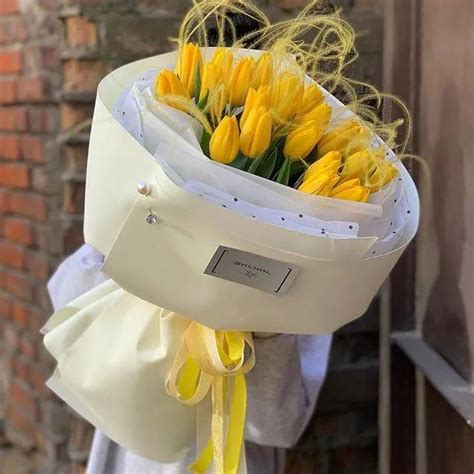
[204,246,299,295]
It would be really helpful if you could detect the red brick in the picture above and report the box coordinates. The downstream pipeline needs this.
[11,300,28,327]
[27,306,44,332]
[19,334,36,358]
[61,102,93,130]
[20,135,44,162]
[0,240,25,268]
[0,134,20,159]
[7,192,48,220]
[6,402,37,448]
[0,268,7,289]
[65,144,87,175]
[0,292,12,318]
[28,363,49,396]
[0,189,7,211]
[41,46,57,70]
[0,79,17,103]
[0,50,22,74]
[0,107,28,131]
[66,16,97,48]
[4,217,33,245]
[63,181,85,214]
[0,18,27,44]
[28,106,57,133]
[63,59,106,92]
[32,167,47,191]
[39,0,59,8]
[11,355,29,379]
[17,77,45,102]
[6,272,34,300]
[3,323,19,349]
[0,0,19,14]
[0,163,29,188]
[26,251,49,280]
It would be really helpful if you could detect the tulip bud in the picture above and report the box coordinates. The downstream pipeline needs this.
[330,178,370,202]
[298,173,339,196]
[175,43,203,97]
[366,162,398,192]
[295,103,332,128]
[271,72,304,125]
[240,86,271,128]
[283,120,323,161]
[304,151,341,182]
[155,69,190,111]
[317,121,369,159]
[340,150,376,183]
[300,84,324,115]
[252,52,273,89]
[227,57,256,106]
[240,106,272,159]
[209,116,240,164]
[211,47,233,77]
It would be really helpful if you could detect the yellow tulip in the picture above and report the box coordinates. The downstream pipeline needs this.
[330,178,370,202]
[340,150,376,182]
[209,116,240,164]
[200,62,218,100]
[227,57,256,106]
[240,86,271,128]
[155,69,190,111]
[271,72,304,125]
[211,47,233,77]
[366,162,398,192]
[304,151,341,182]
[300,84,324,115]
[252,52,273,89]
[295,103,332,128]
[317,121,369,159]
[240,106,272,159]
[299,173,339,196]
[283,120,323,161]
[175,43,203,97]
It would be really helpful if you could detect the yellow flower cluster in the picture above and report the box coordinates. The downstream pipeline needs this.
[155,44,398,201]
[299,122,399,202]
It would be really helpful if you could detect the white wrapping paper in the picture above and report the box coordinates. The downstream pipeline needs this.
[83,48,419,333]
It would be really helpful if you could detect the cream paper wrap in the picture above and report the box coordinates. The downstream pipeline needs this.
[84,48,419,334]
[42,48,419,466]
[43,279,199,462]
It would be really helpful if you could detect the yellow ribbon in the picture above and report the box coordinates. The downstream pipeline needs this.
[166,322,255,474]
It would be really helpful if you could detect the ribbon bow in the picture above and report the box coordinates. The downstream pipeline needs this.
[166,322,255,474]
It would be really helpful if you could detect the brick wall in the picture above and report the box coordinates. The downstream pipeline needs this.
[0,0,64,471]
[0,1,384,472]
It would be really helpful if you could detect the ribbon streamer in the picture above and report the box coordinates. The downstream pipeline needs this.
[166,322,255,474]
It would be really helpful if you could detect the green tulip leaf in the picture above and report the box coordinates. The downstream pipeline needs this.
[197,90,209,110]
[229,153,248,170]
[255,147,278,179]
[193,63,202,101]
[247,153,265,174]
[200,129,211,157]
[275,158,291,186]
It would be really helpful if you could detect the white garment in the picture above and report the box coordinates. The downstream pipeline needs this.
[47,245,332,474]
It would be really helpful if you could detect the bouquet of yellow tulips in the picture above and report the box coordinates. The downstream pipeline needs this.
[155,42,399,204]
[43,2,420,474]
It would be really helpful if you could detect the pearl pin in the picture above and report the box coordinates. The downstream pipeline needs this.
[137,181,151,196]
